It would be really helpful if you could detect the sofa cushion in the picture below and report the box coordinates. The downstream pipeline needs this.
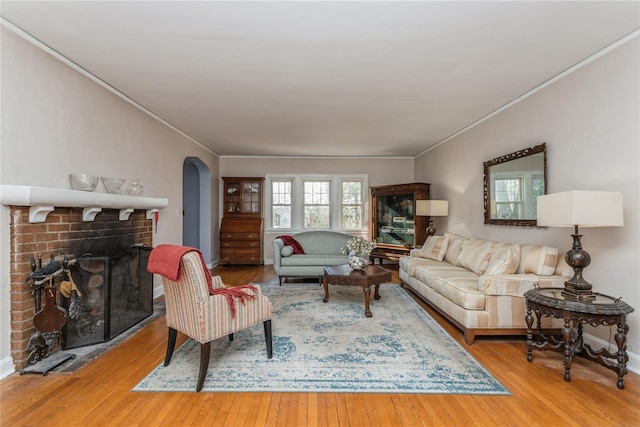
[277,235,305,254]
[418,235,450,261]
[414,264,485,310]
[456,239,494,276]
[281,245,294,257]
[517,245,559,276]
[444,232,467,266]
[400,256,444,276]
[292,231,350,255]
[478,274,539,297]
[485,243,520,275]
[280,254,348,267]
[553,256,573,277]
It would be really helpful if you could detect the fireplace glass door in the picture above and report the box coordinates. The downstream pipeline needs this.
[62,246,152,349]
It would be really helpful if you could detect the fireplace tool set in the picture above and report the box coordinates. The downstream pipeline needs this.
[21,254,80,375]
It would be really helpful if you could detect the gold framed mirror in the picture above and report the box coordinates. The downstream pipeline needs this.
[483,143,546,227]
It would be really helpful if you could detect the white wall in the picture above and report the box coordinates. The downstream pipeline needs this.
[0,26,220,377]
[219,156,415,261]
[415,38,640,369]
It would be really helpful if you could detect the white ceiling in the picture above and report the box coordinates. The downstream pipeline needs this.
[2,1,639,158]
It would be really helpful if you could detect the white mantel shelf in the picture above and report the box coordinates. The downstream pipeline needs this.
[0,185,168,223]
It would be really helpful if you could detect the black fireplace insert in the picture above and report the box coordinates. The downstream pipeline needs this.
[62,245,153,349]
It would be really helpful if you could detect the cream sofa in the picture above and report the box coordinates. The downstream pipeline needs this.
[272,231,350,285]
[399,232,570,344]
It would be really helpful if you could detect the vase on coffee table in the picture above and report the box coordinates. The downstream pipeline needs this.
[348,255,369,270]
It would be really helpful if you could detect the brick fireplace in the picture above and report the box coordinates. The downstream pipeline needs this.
[8,206,154,370]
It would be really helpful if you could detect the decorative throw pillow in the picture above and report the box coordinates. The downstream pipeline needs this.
[276,235,305,254]
[518,245,558,276]
[418,235,450,261]
[444,232,467,265]
[281,245,294,257]
[484,244,521,275]
[456,239,495,276]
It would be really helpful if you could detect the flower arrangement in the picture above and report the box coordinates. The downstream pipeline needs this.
[342,236,377,258]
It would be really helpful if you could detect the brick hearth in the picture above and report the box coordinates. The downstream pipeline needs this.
[8,206,153,369]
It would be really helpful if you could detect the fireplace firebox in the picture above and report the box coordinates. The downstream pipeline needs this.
[63,245,153,349]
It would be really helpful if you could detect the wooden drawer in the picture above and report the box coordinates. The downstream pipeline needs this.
[220,232,261,240]
[220,217,263,232]
[220,254,262,265]
[219,216,263,265]
[220,240,260,248]
[220,247,261,256]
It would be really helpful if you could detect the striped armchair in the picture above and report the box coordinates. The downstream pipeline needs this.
[161,251,273,392]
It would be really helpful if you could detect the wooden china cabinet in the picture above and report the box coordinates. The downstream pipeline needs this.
[369,182,430,262]
[220,177,264,265]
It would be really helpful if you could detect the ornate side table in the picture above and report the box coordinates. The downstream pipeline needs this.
[524,288,634,389]
[323,264,392,318]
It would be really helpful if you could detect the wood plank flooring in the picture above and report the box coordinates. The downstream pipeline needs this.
[1,264,639,426]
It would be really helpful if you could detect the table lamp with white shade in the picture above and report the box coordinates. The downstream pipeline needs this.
[416,200,449,237]
[537,190,623,301]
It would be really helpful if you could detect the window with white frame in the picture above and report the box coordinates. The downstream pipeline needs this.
[303,180,331,229]
[271,179,292,229]
[265,174,368,231]
[341,180,363,229]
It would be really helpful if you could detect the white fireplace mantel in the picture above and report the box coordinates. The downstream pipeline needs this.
[0,185,168,223]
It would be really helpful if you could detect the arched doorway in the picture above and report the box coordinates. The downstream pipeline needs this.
[182,157,212,265]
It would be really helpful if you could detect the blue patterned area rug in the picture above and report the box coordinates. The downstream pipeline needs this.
[133,283,509,394]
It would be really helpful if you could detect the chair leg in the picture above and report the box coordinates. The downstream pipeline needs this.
[228,333,234,341]
[196,341,211,392]
[164,327,177,366]
[264,320,273,359]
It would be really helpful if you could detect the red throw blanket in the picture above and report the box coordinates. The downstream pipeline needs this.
[212,285,257,318]
[148,245,256,317]
[277,235,305,254]
[148,244,214,292]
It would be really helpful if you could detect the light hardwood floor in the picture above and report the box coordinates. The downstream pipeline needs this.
[1,264,639,426]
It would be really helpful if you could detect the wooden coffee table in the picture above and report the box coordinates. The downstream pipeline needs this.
[322,264,392,317]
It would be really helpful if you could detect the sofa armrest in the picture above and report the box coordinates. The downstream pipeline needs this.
[538,275,571,288]
[272,238,285,273]
[478,274,539,297]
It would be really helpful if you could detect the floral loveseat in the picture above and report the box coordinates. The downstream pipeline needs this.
[399,232,570,344]
[272,231,351,285]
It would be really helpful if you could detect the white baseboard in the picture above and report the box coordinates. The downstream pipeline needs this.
[153,285,164,299]
[0,356,15,380]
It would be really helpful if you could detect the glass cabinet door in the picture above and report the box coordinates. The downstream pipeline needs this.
[375,193,415,247]
[243,181,261,213]
[223,177,264,218]
[226,181,241,213]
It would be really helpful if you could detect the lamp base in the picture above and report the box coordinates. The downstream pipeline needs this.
[562,227,596,301]
[426,219,436,237]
